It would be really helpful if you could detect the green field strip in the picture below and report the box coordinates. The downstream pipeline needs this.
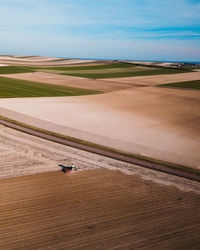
[59,68,192,79]
[0,76,101,98]
[0,66,35,74]
[0,63,193,80]
[22,62,134,71]
[14,63,192,79]
[39,66,158,75]
[1,115,200,179]
[159,80,200,90]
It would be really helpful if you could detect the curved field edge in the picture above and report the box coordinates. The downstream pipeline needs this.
[23,62,134,71]
[19,64,193,79]
[0,66,34,74]
[0,115,199,180]
[0,76,101,98]
[158,80,200,90]
[1,169,199,249]
[56,68,193,79]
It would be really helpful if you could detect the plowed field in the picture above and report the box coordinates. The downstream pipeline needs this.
[104,71,200,85]
[0,169,200,249]
[1,86,199,168]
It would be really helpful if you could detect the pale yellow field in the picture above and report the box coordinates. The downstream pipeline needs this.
[103,71,200,85]
[0,56,200,169]
[0,55,97,66]
[1,72,132,92]
[0,86,200,169]
[0,56,200,249]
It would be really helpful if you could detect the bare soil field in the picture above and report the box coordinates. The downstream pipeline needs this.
[0,55,199,171]
[104,71,200,86]
[0,169,200,250]
[61,61,113,67]
[0,86,199,169]
[0,55,97,66]
[0,72,133,92]
[0,56,199,250]
[0,124,134,179]
[1,125,199,193]
[1,56,61,61]
[41,65,157,74]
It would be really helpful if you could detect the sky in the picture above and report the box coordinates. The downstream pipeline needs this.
[0,0,200,61]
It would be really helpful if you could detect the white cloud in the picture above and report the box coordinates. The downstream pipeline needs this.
[0,0,200,61]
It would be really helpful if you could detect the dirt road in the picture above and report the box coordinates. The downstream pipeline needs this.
[0,86,199,168]
[1,118,200,182]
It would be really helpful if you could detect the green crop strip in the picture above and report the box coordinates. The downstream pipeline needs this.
[159,80,200,90]
[0,76,101,98]
[0,66,35,74]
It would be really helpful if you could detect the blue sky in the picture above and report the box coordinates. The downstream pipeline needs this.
[0,0,200,61]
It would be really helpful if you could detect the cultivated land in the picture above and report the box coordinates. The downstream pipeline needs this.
[0,75,100,98]
[24,62,134,71]
[0,169,200,250]
[3,71,200,92]
[0,86,199,168]
[1,124,199,191]
[22,62,192,79]
[0,72,132,92]
[160,79,200,90]
[1,124,199,190]
[0,61,192,78]
[0,55,98,66]
[103,71,200,86]
[0,56,199,168]
[0,55,200,249]
[0,125,134,179]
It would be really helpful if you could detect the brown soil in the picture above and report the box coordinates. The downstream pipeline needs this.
[59,61,112,67]
[1,125,199,194]
[0,56,97,66]
[0,86,199,168]
[0,169,199,250]
[42,66,155,74]
[0,57,200,170]
[0,56,112,67]
[1,72,132,92]
[104,71,200,85]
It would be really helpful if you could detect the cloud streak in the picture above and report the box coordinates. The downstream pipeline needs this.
[0,0,199,61]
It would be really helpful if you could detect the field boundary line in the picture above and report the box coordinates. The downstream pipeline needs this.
[0,115,200,182]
